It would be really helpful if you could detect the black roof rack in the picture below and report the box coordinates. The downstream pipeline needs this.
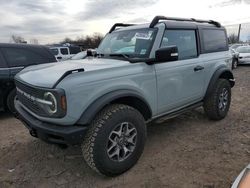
[109,23,135,33]
[149,16,221,28]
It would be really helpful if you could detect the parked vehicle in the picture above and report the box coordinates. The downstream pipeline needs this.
[15,16,234,176]
[229,45,241,69]
[49,46,81,61]
[231,164,250,188]
[0,43,56,113]
[70,51,87,60]
[229,44,243,52]
[236,46,250,64]
[70,49,97,60]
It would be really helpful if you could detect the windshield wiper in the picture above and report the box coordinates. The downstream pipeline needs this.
[109,53,130,60]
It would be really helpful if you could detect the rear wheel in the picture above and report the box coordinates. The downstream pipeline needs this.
[204,79,231,120]
[82,104,146,176]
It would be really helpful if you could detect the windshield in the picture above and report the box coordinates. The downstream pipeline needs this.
[97,28,157,58]
[230,44,242,50]
[71,51,87,60]
[236,46,250,53]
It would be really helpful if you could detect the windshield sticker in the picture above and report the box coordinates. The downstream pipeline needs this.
[135,32,152,40]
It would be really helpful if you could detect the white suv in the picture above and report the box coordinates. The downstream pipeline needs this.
[50,46,81,61]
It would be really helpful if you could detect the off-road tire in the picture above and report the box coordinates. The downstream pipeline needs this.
[7,89,17,115]
[81,104,146,176]
[204,79,231,120]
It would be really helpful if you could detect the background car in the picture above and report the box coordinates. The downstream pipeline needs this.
[70,50,87,60]
[49,46,81,61]
[229,44,243,52]
[229,44,243,69]
[0,43,56,114]
[236,46,250,64]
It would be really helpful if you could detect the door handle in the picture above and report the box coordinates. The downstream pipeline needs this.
[194,66,204,72]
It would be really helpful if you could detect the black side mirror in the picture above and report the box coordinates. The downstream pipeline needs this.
[87,49,97,57]
[155,46,178,62]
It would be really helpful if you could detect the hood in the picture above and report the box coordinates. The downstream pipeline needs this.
[15,58,130,88]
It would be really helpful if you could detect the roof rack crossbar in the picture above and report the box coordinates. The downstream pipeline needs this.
[149,16,221,28]
[109,23,135,33]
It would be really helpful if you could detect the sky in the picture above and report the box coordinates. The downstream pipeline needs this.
[0,0,250,44]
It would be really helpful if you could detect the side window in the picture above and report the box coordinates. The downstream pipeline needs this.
[69,47,81,54]
[202,29,227,53]
[50,48,59,56]
[2,48,45,67]
[60,48,69,55]
[161,30,197,60]
[0,51,8,68]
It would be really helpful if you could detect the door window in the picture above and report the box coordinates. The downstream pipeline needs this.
[50,48,59,55]
[2,48,46,67]
[69,47,81,54]
[161,30,197,60]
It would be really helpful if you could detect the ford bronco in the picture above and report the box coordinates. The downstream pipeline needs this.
[14,16,235,176]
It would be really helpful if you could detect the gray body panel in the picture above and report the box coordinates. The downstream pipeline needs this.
[15,21,233,126]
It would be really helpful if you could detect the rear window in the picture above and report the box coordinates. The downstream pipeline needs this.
[2,48,48,67]
[60,48,69,55]
[202,29,228,53]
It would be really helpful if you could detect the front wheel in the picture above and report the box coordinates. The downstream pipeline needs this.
[204,79,231,120]
[232,59,238,69]
[82,104,146,176]
[7,89,17,115]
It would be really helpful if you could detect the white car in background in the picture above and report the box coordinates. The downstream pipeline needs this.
[49,46,81,61]
[70,50,87,60]
[236,46,250,64]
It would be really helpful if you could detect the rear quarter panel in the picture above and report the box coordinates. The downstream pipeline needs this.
[200,51,232,96]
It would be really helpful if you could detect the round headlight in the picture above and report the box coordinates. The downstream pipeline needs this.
[44,92,57,114]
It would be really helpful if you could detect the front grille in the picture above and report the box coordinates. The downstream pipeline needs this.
[16,80,47,116]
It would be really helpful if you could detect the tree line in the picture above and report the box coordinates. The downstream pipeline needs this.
[10,33,104,49]
[59,33,104,49]
[10,33,243,47]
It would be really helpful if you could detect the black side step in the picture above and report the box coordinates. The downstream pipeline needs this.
[150,102,203,124]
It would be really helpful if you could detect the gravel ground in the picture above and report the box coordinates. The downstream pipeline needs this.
[0,66,249,188]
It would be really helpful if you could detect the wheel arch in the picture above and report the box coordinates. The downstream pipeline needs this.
[76,90,152,125]
[205,66,235,99]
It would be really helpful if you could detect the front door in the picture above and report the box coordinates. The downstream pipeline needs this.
[155,29,205,114]
[0,50,10,109]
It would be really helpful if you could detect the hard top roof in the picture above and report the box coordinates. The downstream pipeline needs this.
[110,16,225,33]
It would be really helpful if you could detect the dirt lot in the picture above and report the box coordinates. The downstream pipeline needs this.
[0,66,249,188]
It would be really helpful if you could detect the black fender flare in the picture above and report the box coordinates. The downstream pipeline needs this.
[205,66,235,99]
[76,89,152,125]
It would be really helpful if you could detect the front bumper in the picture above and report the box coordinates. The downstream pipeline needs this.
[15,100,88,145]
